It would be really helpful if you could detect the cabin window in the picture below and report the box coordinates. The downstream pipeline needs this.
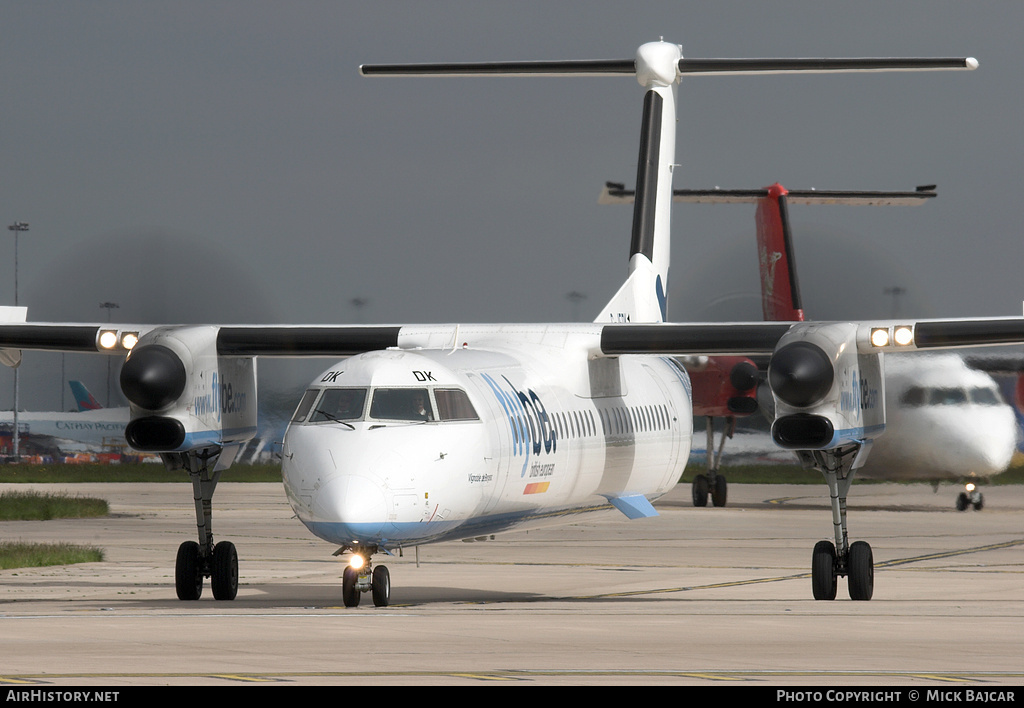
[310,388,368,423]
[290,389,320,423]
[370,388,434,421]
[435,388,480,421]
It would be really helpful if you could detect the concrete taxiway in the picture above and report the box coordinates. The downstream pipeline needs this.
[1,480,1023,686]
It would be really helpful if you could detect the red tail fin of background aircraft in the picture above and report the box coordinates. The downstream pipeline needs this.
[755,183,805,323]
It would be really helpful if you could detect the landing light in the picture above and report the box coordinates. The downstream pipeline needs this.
[348,554,366,570]
[965,482,976,493]
[893,325,914,346]
[121,332,139,350]
[98,330,118,349]
[870,328,889,348]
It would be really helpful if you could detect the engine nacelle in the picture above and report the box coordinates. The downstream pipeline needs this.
[768,322,885,450]
[119,326,257,453]
[686,355,761,417]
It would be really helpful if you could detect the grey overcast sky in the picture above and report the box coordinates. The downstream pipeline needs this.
[2,1,1023,411]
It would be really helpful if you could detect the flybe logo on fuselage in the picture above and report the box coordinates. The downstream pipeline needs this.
[480,373,556,476]
[839,371,879,420]
[192,371,248,421]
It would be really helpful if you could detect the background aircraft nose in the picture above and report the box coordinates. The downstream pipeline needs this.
[313,474,389,538]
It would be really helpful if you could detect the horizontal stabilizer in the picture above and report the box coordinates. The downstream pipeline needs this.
[600,183,936,206]
[676,57,977,76]
[362,57,977,79]
[361,59,636,77]
[604,494,660,520]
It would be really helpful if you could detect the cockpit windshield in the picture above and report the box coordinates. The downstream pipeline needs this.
[370,388,433,421]
[292,385,480,425]
[309,388,368,422]
[900,385,1004,407]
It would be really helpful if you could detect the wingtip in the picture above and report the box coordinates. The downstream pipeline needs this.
[966,57,979,70]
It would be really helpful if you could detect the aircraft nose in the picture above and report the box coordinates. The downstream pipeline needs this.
[313,473,388,538]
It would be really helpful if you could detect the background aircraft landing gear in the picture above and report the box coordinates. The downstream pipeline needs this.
[339,545,391,608]
[956,483,984,511]
[166,448,240,601]
[692,417,731,507]
[691,472,727,507]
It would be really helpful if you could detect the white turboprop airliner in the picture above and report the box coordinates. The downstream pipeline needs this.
[602,182,1019,510]
[861,353,1016,509]
[3,41,1022,606]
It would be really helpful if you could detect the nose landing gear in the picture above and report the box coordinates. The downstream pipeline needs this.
[337,544,391,607]
[956,482,984,511]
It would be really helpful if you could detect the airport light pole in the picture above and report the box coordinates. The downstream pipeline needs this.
[7,221,29,460]
[100,302,119,406]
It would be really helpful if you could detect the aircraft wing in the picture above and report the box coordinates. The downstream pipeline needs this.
[3,318,1024,358]
[598,318,1024,356]
[0,322,403,357]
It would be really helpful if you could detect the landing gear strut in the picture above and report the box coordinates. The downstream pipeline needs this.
[165,448,240,601]
[798,443,874,601]
[337,544,391,607]
[692,416,731,507]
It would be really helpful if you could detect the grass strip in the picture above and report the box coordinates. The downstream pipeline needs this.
[0,463,283,483]
[0,490,109,520]
[0,541,104,569]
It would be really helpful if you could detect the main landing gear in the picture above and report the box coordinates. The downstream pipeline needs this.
[165,449,240,601]
[692,416,731,507]
[798,444,875,601]
[337,544,391,607]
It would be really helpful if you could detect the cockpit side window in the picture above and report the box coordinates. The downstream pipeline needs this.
[291,389,320,423]
[969,387,1002,405]
[310,388,368,423]
[899,386,927,407]
[370,388,433,421]
[435,388,480,421]
[930,387,968,405]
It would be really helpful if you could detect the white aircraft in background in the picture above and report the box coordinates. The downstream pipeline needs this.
[0,380,129,454]
[864,353,1016,510]
[601,182,1019,510]
[2,41,1020,607]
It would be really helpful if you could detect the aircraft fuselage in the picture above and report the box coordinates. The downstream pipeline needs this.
[281,326,693,549]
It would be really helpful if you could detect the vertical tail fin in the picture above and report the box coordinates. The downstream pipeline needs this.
[69,380,103,411]
[755,184,806,322]
[595,42,679,324]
